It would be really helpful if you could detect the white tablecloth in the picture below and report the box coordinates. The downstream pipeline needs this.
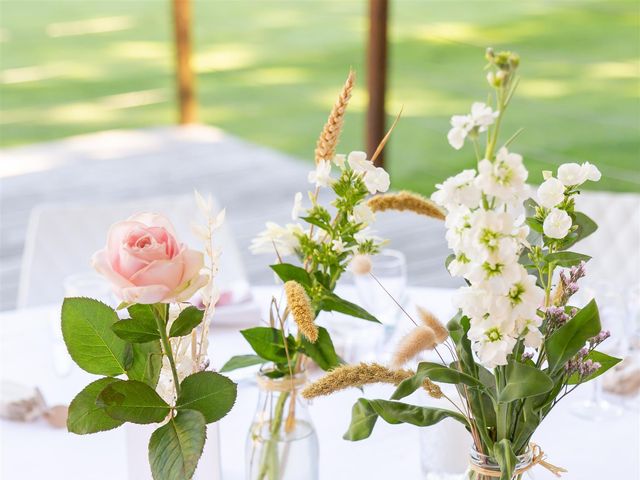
[1,286,638,479]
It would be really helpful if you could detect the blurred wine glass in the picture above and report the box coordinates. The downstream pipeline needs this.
[352,249,408,361]
[572,281,625,420]
[51,272,114,377]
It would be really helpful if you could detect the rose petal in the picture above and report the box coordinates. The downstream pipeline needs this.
[129,259,183,290]
[174,274,209,303]
[91,250,134,289]
[179,248,205,285]
[121,285,171,304]
[128,213,178,238]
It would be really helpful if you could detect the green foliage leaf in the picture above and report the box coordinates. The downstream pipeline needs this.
[240,327,296,363]
[126,340,162,388]
[343,398,379,441]
[61,297,129,376]
[97,380,170,424]
[544,251,591,267]
[415,362,483,388]
[149,410,206,480]
[176,371,237,424]
[300,326,341,371]
[493,439,518,480]
[318,292,380,323]
[270,263,312,287]
[546,299,601,373]
[67,378,125,434]
[220,354,266,372]
[369,399,468,428]
[112,317,160,343]
[567,350,622,384]
[562,211,598,249]
[498,361,554,402]
[169,306,204,338]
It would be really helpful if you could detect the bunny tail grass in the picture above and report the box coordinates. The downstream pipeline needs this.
[368,191,446,220]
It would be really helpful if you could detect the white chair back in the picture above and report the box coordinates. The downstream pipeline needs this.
[17,194,247,309]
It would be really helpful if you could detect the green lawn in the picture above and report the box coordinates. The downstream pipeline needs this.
[1,0,638,193]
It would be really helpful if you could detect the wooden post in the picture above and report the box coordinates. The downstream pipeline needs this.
[367,0,388,168]
[172,0,197,124]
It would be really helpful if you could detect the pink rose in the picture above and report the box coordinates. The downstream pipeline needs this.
[92,213,207,304]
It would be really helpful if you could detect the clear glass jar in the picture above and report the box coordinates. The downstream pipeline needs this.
[245,369,319,480]
[464,445,533,480]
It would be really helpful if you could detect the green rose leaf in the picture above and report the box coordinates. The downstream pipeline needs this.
[67,378,125,434]
[240,327,295,364]
[112,317,160,343]
[544,251,591,268]
[318,292,380,323]
[343,398,379,441]
[270,263,312,287]
[567,350,622,384]
[497,361,554,402]
[370,399,467,428]
[97,379,170,424]
[546,299,601,373]
[176,371,237,424]
[169,306,204,338]
[493,439,518,480]
[61,297,129,376]
[126,340,163,388]
[220,354,267,373]
[300,326,341,371]
[149,410,206,480]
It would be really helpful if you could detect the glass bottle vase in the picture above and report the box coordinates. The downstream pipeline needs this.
[245,369,319,480]
[463,446,533,480]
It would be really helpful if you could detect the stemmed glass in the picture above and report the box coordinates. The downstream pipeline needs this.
[352,249,408,361]
[572,281,625,420]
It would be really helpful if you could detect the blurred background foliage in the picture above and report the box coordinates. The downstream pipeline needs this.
[0,0,638,193]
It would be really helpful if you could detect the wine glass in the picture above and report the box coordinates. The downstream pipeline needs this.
[572,281,625,420]
[352,249,408,360]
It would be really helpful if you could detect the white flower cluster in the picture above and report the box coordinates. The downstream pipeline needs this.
[537,162,601,239]
[250,151,388,257]
[447,102,499,150]
[433,146,544,368]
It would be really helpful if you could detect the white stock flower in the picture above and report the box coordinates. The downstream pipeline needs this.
[543,208,572,239]
[476,148,528,201]
[536,177,565,209]
[447,103,498,150]
[468,317,517,368]
[250,222,302,256]
[491,266,544,320]
[291,192,303,220]
[431,169,481,210]
[351,203,376,225]
[331,238,347,254]
[466,253,522,295]
[523,325,543,348]
[333,153,346,168]
[363,166,390,194]
[347,151,373,173]
[354,227,383,247]
[447,115,472,150]
[557,162,601,186]
[467,210,520,262]
[470,102,499,131]
[308,160,332,187]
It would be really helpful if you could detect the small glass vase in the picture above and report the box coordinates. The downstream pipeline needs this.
[464,446,533,480]
[245,369,319,480]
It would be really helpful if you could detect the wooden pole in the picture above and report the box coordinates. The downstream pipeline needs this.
[367,0,388,168]
[172,0,197,124]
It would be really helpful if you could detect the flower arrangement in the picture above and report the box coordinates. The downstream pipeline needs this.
[62,194,236,480]
[222,71,399,480]
[303,50,621,480]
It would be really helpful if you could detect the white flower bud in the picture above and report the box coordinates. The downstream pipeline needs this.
[543,208,572,239]
[537,177,565,209]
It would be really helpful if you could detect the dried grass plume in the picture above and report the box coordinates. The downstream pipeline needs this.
[314,70,355,164]
[417,306,449,344]
[391,326,438,368]
[284,280,318,343]
[302,363,412,399]
[368,191,446,221]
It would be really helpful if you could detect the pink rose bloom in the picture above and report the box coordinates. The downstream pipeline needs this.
[92,213,207,304]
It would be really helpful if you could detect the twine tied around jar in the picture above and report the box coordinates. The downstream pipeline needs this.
[256,371,307,393]
[469,443,568,478]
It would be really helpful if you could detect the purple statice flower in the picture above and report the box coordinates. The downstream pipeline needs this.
[555,261,587,306]
[545,306,570,333]
[589,330,611,348]
[522,352,534,361]
[578,359,601,378]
